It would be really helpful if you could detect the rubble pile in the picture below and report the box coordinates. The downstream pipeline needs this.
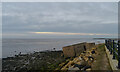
[59,47,97,71]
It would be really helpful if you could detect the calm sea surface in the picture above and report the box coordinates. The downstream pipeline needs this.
[2,38,104,58]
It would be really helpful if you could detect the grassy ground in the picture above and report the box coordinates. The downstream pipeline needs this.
[91,44,112,70]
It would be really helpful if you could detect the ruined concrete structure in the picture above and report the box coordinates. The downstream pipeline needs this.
[62,42,95,57]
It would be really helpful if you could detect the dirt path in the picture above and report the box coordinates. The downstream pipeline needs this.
[91,44,112,70]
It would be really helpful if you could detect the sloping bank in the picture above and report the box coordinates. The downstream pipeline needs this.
[2,43,111,72]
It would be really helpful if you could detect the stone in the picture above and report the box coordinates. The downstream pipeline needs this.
[61,61,74,70]
[86,68,91,71]
[91,50,96,54]
[88,56,94,61]
[78,57,82,61]
[80,60,88,66]
[76,62,81,65]
[81,65,91,70]
[68,67,80,70]
[74,64,85,69]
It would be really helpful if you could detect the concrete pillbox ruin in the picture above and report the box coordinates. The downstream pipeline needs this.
[62,42,95,58]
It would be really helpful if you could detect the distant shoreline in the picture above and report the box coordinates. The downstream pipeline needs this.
[93,38,118,40]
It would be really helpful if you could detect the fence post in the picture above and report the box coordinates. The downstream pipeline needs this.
[105,40,107,46]
[113,40,115,59]
[110,39,112,54]
[118,40,120,69]
[107,40,110,50]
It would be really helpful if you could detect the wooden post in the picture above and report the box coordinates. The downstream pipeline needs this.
[113,40,115,59]
[118,40,120,69]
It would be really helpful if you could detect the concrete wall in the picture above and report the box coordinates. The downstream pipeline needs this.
[74,43,86,56]
[62,45,75,57]
[85,43,95,50]
[63,42,95,58]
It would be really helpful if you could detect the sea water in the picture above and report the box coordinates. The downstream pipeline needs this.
[2,38,104,58]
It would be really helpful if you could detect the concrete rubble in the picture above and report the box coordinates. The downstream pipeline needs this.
[60,47,97,71]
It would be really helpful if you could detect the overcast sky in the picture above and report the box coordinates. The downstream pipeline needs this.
[2,2,118,38]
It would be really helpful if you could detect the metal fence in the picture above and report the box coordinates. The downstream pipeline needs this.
[105,39,120,69]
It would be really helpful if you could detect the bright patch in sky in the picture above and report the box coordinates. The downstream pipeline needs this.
[31,32,116,36]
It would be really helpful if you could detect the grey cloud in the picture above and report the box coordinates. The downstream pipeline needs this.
[2,2,118,38]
